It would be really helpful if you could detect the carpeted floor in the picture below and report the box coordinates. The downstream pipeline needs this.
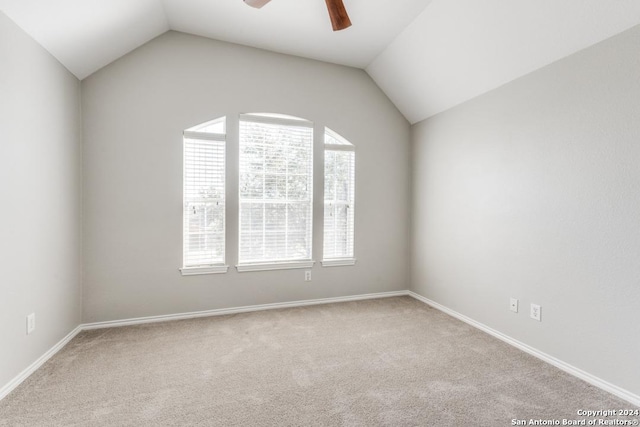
[0,296,636,426]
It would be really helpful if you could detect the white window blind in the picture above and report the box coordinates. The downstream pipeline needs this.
[238,114,314,265]
[323,128,355,262]
[182,118,226,271]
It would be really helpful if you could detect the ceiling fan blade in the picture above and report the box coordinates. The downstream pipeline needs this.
[244,0,272,8]
[325,0,352,31]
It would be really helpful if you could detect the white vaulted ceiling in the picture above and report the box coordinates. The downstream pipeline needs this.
[162,0,433,70]
[0,0,433,79]
[368,0,640,123]
[1,0,640,123]
[0,0,170,80]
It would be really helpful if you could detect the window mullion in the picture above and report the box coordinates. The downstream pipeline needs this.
[333,153,339,254]
[285,144,289,259]
[262,147,266,261]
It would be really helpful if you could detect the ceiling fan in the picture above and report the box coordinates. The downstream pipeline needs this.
[244,0,352,31]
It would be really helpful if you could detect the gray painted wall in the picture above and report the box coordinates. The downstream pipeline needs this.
[411,25,640,395]
[0,12,82,388]
[81,31,410,323]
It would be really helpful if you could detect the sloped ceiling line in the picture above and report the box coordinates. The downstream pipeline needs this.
[2,0,640,123]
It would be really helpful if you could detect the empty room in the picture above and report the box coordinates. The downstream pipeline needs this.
[1,0,639,425]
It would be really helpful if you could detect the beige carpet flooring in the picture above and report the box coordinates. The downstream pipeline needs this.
[0,296,637,426]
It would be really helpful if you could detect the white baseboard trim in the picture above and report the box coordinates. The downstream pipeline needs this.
[0,325,83,402]
[407,291,640,407]
[82,291,409,330]
[1,291,407,402]
[7,290,636,409]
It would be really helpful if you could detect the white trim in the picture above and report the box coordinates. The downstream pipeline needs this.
[240,113,313,128]
[180,265,229,276]
[183,130,225,141]
[321,258,356,267]
[324,127,354,148]
[406,291,640,407]
[82,291,408,330]
[236,260,315,272]
[5,291,638,408]
[0,291,405,402]
[0,325,82,401]
[186,117,226,133]
[324,144,355,152]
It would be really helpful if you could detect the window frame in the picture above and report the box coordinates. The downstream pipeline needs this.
[322,128,356,267]
[236,113,316,272]
[180,117,229,276]
[179,115,359,276]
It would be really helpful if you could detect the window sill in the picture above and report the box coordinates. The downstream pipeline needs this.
[236,260,315,273]
[321,259,356,267]
[180,265,229,276]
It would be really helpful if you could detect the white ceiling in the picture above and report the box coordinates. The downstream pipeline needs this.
[0,0,433,80]
[0,0,169,80]
[1,0,640,124]
[163,0,433,70]
[367,0,640,124]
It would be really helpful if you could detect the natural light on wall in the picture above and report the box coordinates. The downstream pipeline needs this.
[237,113,314,272]
[181,117,228,275]
[323,128,356,266]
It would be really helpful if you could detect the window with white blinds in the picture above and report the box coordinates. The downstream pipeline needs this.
[182,117,227,274]
[238,114,314,268]
[323,128,355,266]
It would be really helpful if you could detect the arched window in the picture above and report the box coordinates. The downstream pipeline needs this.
[237,113,314,270]
[181,117,227,274]
[323,128,355,266]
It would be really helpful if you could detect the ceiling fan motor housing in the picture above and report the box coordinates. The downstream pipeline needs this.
[244,0,272,8]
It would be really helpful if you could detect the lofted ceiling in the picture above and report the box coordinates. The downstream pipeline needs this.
[1,0,640,124]
[0,0,433,80]
[0,0,170,80]
[369,0,640,123]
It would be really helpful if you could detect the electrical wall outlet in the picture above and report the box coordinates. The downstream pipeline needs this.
[26,313,36,335]
[530,304,541,321]
[510,298,519,313]
[304,270,312,282]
